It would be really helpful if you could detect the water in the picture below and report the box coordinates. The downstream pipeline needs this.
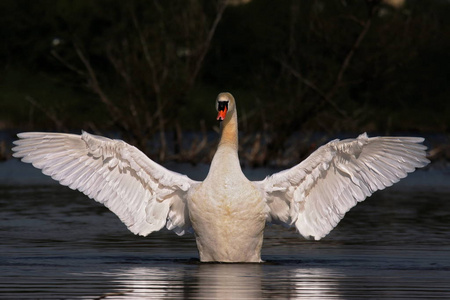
[1,165,450,299]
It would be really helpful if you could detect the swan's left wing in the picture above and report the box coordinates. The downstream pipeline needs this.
[12,131,199,236]
[255,133,429,240]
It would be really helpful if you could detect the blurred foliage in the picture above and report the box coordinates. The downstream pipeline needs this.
[1,0,449,164]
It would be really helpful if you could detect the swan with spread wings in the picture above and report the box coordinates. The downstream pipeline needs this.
[13,92,429,262]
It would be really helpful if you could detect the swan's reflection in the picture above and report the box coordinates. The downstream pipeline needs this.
[102,261,343,299]
[193,264,263,299]
[103,263,262,299]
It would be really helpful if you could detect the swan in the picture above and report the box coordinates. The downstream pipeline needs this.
[12,92,429,262]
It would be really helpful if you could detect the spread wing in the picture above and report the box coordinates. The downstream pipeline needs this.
[256,133,429,240]
[12,131,199,236]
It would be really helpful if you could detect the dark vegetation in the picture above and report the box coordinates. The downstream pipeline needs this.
[1,0,449,165]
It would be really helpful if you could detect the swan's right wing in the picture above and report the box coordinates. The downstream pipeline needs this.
[256,133,429,240]
[12,131,199,236]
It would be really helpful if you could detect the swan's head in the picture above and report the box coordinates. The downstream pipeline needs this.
[216,92,235,122]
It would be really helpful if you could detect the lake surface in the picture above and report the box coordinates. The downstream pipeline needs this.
[0,162,449,299]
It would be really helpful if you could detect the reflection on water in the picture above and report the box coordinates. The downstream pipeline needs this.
[106,264,266,299]
[87,264,346,299]
[0,184,450,299]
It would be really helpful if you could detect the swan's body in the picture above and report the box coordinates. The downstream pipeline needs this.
[189,99,266,262]
[12,92,429,262]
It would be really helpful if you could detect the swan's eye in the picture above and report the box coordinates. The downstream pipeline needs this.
[218,101,228,112]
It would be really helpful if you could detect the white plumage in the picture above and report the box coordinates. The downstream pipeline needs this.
[259,133,428,240]
[14,131,195,236]
[12,92,429,262]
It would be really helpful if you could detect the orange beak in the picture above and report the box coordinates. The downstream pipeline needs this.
[217,106,227,121]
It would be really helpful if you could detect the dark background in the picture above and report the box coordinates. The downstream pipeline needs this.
[1,0,449,165]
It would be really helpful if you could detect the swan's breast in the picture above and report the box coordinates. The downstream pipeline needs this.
[189,175,265,225]
[187,174,266,262]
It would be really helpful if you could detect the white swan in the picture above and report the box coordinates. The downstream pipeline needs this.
[12,92,429,262]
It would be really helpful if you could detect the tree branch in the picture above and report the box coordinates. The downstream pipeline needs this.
[278,58,348,117]
[50,50,85,77]
[187,0,228,89]
[131,8,161,94]
[326,2,378,100]
[26,96,66,131]
[74,43,127,129]
[279,2,380,119]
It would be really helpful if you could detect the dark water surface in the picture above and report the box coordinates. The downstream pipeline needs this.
[1,178,450,299]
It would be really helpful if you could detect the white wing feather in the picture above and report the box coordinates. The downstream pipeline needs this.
[12,131,199,236]
[257,133,429,240]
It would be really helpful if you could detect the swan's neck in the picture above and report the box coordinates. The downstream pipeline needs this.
[206,109,240,179]
[218,109,238,151]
